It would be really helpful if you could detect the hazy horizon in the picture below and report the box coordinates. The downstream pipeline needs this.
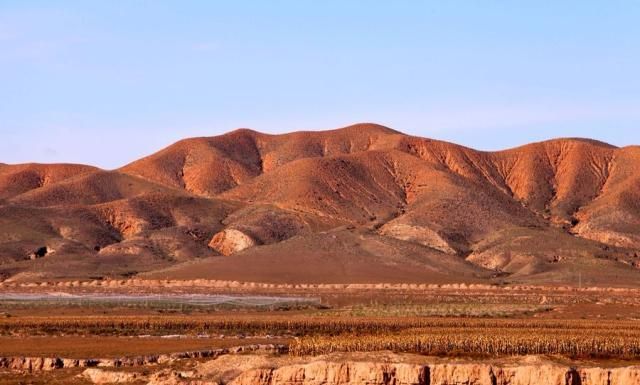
[2,1,640,168]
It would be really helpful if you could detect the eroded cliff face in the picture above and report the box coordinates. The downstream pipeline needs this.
[229,360,640,385]
[6,353,640,385]
[230,361,427,385]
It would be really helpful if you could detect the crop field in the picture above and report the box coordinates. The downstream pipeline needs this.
[2,314,629,336]
[289,324,640,359]
[320,303,554,317]
[1,287,640,368]
[1,313,639,360]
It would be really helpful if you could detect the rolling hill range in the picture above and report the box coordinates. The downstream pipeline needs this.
[1,124,639,286]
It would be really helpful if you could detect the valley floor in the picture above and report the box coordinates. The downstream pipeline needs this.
[1,280,640,384]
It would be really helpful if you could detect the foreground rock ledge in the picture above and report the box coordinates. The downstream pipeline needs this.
[74,357,640,385]
[230,361,640,385]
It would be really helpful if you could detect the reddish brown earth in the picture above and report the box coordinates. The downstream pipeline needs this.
[1,124,639,285]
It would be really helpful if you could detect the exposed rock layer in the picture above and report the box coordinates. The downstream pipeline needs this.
[230,361,640,385]
[28,355,639,385]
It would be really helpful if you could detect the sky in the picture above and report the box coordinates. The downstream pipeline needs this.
[1,1,640,169]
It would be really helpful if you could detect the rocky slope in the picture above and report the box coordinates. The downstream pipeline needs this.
[1,124,639,285]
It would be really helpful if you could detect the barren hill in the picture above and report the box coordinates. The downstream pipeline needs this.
[1,124,639,286]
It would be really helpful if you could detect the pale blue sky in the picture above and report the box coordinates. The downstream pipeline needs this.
[1,1,640,169]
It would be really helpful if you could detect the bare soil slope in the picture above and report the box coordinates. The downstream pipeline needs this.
[1,124,639,285]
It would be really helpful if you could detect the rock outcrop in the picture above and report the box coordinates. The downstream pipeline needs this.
[81,368,144,384]
[208,229,257,255]
[53,355,640,385]
[0,357,63,372]
[230,361,428,385]
[378,223,457,255]
[228,360,640,385]
[27,246,54,260]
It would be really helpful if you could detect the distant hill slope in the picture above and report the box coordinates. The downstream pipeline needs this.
[0,124,638,286]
